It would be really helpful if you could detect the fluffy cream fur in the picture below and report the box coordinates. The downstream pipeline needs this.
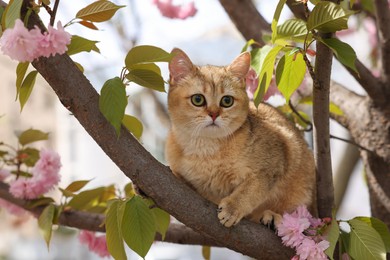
[165,48,316,227]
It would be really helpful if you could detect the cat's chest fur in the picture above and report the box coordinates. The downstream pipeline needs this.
[168,134,250,204]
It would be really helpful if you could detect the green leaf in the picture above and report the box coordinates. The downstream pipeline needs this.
[325,218,340,260]
[18,129,49,146]
[74,61,84,72]
[16,62,29,100]
[355,217,390,252]
[275,51,306,102]
[124,182,136,198]
[250,45,272,74]
[18,147,40,167]
[361,0,374,14]
[67,187,106,210]
[254,45,283,107]
[99,77,127,136]
[276,19,311,42]
[106,200,127,260]
[66,35,100,56]
[26,197,55,209]
[125,45,172,68]
[19,70,38,112]
[348,218,387,260]
[121,196,156,258]
[130,63,161,75]
[241,39,258,53]
[202,246,211,260]
[152,207,170,240]
[126,69,165,92]
[320,38,358,73]
[271,0,287,43]
[76,0,125,23]
[122,114,143,139]
[340,230,351,254]
[307,2,354,33]
[38,204,55,249]
[64,180,91,193]
[1,0,23,29]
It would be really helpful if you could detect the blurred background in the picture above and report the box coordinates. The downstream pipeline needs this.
[0,0,372,259]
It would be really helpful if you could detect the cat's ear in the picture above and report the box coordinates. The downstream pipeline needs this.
[169,48,195,84]
[228,52,251,79]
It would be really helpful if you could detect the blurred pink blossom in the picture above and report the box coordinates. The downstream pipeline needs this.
[0,169,11,181]
[79,230,110,258]
[153,0,197,19]
[0,19,71,62]
[0,20,39,62]
[0,198,27,216]
[9,149,61,199]
[296,238,329,260]
[277,206,330,260]
[277,208,311,247]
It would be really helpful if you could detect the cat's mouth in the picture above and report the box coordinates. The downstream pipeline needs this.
[206,122,219,128]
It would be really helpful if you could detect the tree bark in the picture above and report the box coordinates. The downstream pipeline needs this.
[313,38,335,218]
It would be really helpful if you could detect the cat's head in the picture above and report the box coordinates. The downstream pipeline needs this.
[167,48,250,139]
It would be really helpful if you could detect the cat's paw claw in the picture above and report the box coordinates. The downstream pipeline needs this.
[260,210,282,229]
[217,200,243,227]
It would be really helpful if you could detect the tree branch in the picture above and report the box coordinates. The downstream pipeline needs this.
[0,182,221,247]
[218,0,270,45]
[329,81,367,129]
[374,0,390,84]
[313,36,334,218]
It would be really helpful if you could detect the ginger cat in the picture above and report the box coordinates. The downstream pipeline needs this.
[165,48,316,228]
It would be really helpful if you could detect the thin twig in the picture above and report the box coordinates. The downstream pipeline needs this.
[288,100,313,132]
[50,0,60,26]
[330,134,372,153]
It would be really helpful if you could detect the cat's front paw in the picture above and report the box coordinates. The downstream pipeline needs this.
[217,199,244,227]
[260,210,282,229]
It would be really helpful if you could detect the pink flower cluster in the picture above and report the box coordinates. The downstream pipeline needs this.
[0,19,71,62]
[153,0,197,19]
[277,206,330,260]
[79,230,110,258]
[9,149,62,200]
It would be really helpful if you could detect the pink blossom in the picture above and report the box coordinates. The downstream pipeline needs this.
[0,19,39,62]
[278,211,310,247]
[153,0,197,19]
[0,198,27,216]
[296,238,329,260]
[79,230,110,258]
[33,149,62,179]
[0,19,71,62]
[0,169,11,181]
[35,22,71,58]
[9,149,61,199]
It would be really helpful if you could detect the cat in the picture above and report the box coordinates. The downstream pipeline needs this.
[165,48,316,228]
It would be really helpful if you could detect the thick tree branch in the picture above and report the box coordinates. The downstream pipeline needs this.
[313,38,334,218]
[218,0,270,45]
[0,182,221,246]
[329,82,366,129]
[374,0,390,84]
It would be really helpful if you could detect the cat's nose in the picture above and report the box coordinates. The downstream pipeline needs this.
[209,112,220,121]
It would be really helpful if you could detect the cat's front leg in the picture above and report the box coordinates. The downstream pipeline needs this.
[217,178,268,227]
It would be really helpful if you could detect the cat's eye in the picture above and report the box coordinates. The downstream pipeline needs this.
[220,95,234,108]
[191,94,206,107]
